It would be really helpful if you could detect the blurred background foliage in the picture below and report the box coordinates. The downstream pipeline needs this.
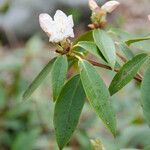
[0,0,150,149]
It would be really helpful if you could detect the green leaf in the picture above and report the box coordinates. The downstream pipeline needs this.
[75,41,106,62]
[108,28,136,41]
[109,53,148,96]
[54,74,86,149]
[125,36,150,46]
[79,60,116,136]
[141,65,150,126]
[108,28,150,51]
[73,30,93,45]
[23,57,56,100]
[93,29,116,69]
[133,40,150,52]
[119,42,134,60]
[51,55,68,101]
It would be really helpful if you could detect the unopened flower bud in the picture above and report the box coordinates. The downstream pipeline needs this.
[89,0,99,11]
[101,1,120,13]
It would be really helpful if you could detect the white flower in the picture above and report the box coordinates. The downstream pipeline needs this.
[89,0,99,11]
[101,1,120,13]
[148,15,150,21]
[39,10,74,43]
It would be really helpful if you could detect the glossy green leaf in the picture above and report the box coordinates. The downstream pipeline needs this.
[125,36,150,46]
[51,55,68,101]
[141,65,150,126]
[109,53,148,96]
[79,60,116,136]
[23,57,56,100]
[75,41,106,62]
[54,74,86,149]
[73,30,93,45]
[93,29,116,69]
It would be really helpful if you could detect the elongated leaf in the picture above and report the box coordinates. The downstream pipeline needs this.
[109,28,150,40]
[134,40,150,52]
[75,41,106,62]
[51,55,68,101]
[108,28,150,51]
[93,29,116,69]
[119,42,134,60]
[108,28,135,41]
[54,74,86,149]
[109,53,148,96]
[125,36,150,46]
[23,57,56,100]
[73,30,93,45]
[141,65,150,126]
[79,60,116,136]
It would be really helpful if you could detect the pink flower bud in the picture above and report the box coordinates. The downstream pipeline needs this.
[89,0,99,11]
[101,1,120,13]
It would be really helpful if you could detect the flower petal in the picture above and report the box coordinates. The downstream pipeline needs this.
[68,15,74,27]
[101,1,120,13]
[70,29,75,38]
[89,0,99,11]
[54,10,68,22]
[65,28,74,38]
[39,13,54,34]
[49,32,64,43]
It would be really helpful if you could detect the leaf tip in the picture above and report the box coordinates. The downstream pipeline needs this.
[56,139,66,150]
[112,130,117,138]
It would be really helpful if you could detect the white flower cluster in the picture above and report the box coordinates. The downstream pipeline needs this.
[89,0,120,13]
[39,10,74,43]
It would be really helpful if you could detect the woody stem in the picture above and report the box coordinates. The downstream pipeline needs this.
[87,59,142,82]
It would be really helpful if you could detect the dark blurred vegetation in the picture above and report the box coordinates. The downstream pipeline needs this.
[0,0,150,149]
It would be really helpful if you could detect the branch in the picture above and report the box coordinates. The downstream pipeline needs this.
[116,52,127,63]
[87,59,142,82]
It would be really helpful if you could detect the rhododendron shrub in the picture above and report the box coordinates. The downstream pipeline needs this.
[23,1,150,149]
